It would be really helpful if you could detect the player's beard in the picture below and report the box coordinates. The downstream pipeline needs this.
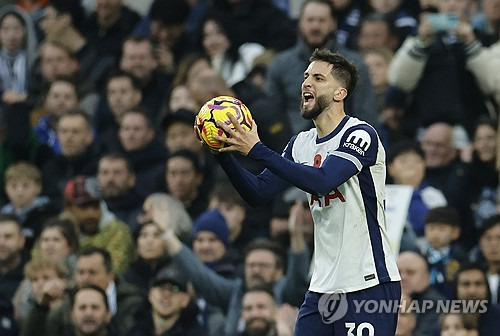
[301,95,330,120]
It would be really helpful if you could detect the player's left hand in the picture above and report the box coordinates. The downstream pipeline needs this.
[215,112,261,156]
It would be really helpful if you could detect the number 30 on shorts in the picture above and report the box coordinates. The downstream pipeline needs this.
[345,322,374,336]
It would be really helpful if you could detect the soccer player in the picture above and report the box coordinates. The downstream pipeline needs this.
[208,48,401,335]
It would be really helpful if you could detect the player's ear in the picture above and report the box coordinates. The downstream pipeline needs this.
[333,88,347,102]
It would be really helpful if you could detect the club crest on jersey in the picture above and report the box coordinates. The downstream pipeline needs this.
[343,130,371,156]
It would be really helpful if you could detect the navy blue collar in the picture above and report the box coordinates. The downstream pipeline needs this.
[316,115,349,144]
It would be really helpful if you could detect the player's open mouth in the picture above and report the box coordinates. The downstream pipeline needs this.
[303,92,315,106]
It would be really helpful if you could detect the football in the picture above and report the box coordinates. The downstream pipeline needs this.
[195,96,253,150]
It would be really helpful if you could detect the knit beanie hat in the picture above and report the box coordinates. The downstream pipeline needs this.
[192,209,230,247]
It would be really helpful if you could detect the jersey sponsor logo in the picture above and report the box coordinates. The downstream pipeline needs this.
[310,189,345,207]
[344,130,371,156]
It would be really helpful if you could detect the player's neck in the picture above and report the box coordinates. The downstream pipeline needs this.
[314,106,346,138]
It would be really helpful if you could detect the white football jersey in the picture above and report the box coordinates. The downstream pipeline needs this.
[290,116,401,293]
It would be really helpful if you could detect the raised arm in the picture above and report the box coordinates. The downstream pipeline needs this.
[216,116,377,197]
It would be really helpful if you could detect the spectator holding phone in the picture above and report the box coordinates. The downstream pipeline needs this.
[388,0,492,139]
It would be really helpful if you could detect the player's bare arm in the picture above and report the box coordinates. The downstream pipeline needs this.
[214,112,261,156]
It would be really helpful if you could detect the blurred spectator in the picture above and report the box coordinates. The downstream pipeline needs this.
[24,247,144,335]
[119,36,172,126]
[81,0,140,64]
[362,47,394,115]
[269,190,314,252]
[420,122,474,247]
[117,108,167,198]
[471,0,500,45]
[38,0,85,47]
[95,70,142,140]
[12,257,67,326]
[33,77,79,154]
[204,0,296,52]
[41,109,99,206]
[478,215,500,304]
[395,294,416,336]
[454,264,500,335]
[440,312,478,336]
[148,0,196,75]
[388,0,491,137]
[192,209,236,278]
[397,251,446,336]
[191,209,236,335]
[419,206,466,298]
[1,161,58,251]
[387,140,447,239]
[37,41,79,86]
[22,284,120,336]
[0,214,25,302]
[266,0,377,133]
[165,149,207,220]
[97,153,143,231]
[136,192,193,242]
[240,285,298,336]
[357,13,400,54]
[162,108,218,196]
[208,182,249,256]
[122,222,170,294]
[460,117,498,231]
[198,13,265,87]
[36,217,79,273]
[0,5,38,106]
[172,52,211,88]
[37,0,111,94]
[152,203,310,336]
[187,67,236,111]
[365,0,417,43]
[63,176,134,274]
[125,266,206,336]
[166,84,198,114]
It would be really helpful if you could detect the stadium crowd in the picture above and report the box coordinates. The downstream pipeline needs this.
[0,0,499,335]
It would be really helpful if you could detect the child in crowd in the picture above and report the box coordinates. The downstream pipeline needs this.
[440,313,478,336]
[1,162,58,251]
[387,140,447,250]
[419,206,467,298]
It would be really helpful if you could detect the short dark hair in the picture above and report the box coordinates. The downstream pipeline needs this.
[121,106,153,129]
[71,284,109,311]
[244,238,286,271]
[41,217,80,253]
[48,0,85,32]
[99,153,135,174]
[0,214,21,231]
[167,149,202,173]
[47,76,80,100]
[473,115,497,138]
[150,0,190,26]
[78,247,113,273]
[360,13,397,37]
[479,214,500,239]
[209,182,245,208]
[106,70,142,91]
[300,0,335,20]
[58,108,92,129]
[454,263,490,300]
[424,206,460,228]
[387,139,424,163]
[309,48,359,99]
[243,283,275,299]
